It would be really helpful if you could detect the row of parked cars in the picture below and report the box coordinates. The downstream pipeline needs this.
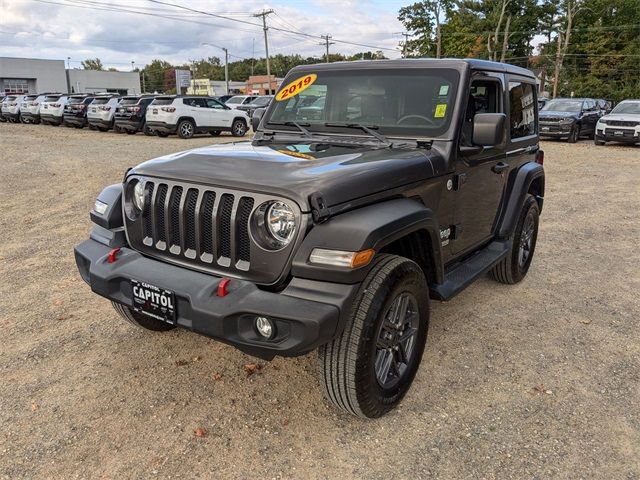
[0,92,275,139]
[538,97,640,146]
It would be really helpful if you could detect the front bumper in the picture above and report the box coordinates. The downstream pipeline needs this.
[74,237,357,359]
[539,124,573,139]
[595,128,639,144]
[146,121,177,134]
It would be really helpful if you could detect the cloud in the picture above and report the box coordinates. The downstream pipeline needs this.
[0,0,404,70]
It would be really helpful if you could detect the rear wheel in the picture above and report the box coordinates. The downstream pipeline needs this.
[177,119,195,139]
[318,254,429,418]
[490,194,539,284]
[231,119,247,137]
[111,302,176,332]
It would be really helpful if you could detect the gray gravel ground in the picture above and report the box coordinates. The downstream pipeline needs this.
[0,122,639,479]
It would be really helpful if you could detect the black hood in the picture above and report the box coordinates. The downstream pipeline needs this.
[539,110,579,119]
[128,140,448,211]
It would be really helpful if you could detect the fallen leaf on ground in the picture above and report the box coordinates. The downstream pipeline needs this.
[194,428,207,437]
[192,356,202,362]
[532,384,553,395]
[212,373,223,381]
[580,319,592,325]
[52,299,63,306]
[243,363,263,376]
[31,403,39,412]
[175,360,190,367]
[282,418,289,426]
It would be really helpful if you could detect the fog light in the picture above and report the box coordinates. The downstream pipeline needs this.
[255,316,275,339]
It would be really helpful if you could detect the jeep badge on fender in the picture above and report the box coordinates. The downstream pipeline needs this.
[75,59,544,418]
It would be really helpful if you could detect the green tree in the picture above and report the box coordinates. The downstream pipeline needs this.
[81,58,104,70]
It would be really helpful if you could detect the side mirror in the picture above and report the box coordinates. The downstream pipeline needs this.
[472,113,506,147]
[252,107,266,131]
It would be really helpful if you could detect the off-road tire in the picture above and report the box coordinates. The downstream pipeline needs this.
[111,301,176,332]
[177,119,195,139]
[231,119,247,137]
[567,124,580,143]
[489,194,539,284]
[318,254,429,418]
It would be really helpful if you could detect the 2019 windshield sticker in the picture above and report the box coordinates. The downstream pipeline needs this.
[275,74,318,101]
[434,104,447,118]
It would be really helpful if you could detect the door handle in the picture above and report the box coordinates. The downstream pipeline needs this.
[492,162,509,174]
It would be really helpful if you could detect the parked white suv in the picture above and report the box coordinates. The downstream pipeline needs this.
[87,95,122,131]
[21,93,51,124]
[146,96,250,139]
[40,94,70,125]
[594,99,640,146]
[225,95,257,110]
[1,94,26,123]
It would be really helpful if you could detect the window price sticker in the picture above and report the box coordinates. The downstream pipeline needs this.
[275,74,318,101]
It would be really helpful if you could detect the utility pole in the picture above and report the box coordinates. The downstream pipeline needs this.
[395,32,410,58]
[254,9,274,93]
[142,71,146,93]
[319,34,334,63]
[222,47,229,95]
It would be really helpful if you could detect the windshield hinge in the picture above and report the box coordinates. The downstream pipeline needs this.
[309,192,331,223]
[416,139,433,149]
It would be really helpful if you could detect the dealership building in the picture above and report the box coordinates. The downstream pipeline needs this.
[0,57,141,95]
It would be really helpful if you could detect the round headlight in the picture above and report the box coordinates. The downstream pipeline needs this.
[133,180,145,211]
[266,201,296,245]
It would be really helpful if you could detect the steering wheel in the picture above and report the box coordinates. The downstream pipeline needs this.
[397,114,434,126]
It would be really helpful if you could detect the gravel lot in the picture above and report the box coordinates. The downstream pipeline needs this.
[1,122,639,479]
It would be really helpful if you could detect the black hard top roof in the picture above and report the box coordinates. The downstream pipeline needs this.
[290,58,535,79]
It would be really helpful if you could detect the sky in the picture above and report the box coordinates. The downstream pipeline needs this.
[0,0,410,70]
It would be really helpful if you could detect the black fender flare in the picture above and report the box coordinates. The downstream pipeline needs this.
[497,162,544,238]
[292,198,443,284]
[89,183,123,230]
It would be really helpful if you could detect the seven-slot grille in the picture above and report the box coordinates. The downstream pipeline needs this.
[139,181,255,270]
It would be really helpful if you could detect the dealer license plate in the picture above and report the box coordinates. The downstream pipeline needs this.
[541,126,550,131]
[152,108,158,114]
[131,279,176,324]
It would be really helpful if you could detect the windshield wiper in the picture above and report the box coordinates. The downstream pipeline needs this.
[323,122,391,146]
[268,121,313,137]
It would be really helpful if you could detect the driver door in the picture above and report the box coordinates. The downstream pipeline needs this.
[205,98,232,128]
[452,75,507,255]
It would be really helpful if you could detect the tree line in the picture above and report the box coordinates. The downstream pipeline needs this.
[398,0,640,101]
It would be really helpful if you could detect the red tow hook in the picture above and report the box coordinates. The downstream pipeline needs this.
[107,247,121,264]
[217,278,231,297]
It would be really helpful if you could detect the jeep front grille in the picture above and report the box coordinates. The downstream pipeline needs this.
[139,180,255,268]
[124,178,302,284]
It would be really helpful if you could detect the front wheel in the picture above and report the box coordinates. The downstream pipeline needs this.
[231,119,247,137]
[490,194,539,284]
[177,119,195,139]
[318,254,429,418]
[567,124,580,143]
[111,302,176,332]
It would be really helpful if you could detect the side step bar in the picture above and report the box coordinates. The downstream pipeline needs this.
[430,240,510,301]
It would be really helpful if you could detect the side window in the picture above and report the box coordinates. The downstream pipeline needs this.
[508,81,536,139]
[206,99,224,109]
[462,79,501,146]
[183,98,205,107]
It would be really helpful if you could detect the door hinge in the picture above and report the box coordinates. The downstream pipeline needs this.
[453,173,467,190]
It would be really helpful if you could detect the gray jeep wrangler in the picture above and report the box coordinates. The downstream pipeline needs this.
[75,59,544,418]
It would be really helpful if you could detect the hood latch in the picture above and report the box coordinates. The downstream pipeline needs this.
[309,192,331,223]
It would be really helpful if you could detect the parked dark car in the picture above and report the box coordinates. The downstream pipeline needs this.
[113,95,156,135]
[63,95,96,128]
[75,59,544,418]
[539,98,602,142]
[235,95,274,118]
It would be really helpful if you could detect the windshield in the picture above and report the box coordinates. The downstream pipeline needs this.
[541,100,583,112]
[252,96,272,106]
[226,97,245,104]
[611,102,640,115]
[265,68,459,138]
